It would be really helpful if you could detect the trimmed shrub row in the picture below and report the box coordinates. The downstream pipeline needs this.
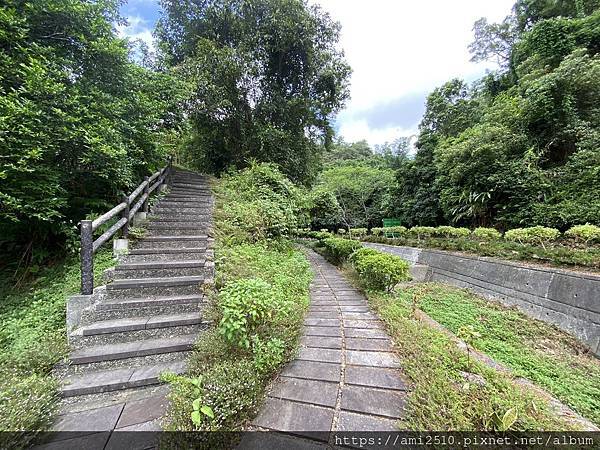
[310,224,600,247]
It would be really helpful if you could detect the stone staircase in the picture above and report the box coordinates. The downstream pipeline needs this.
[55,170,213,418]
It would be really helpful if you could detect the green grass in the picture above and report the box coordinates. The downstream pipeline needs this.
[0,249,115,444]
[399,283,600,426]
[362,235,600,271]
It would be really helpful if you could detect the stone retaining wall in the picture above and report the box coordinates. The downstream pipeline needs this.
[364,243,600,356]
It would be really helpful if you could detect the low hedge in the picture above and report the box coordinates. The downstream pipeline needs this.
[565,224,600,245]
[353,250,411,292]
[434,226,471,239]
[472,227,502,240]
[504,226,560,248]
[322,237,362,263]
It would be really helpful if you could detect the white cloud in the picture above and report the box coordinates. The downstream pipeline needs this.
[116,16,155,52]
[311,0,515,147]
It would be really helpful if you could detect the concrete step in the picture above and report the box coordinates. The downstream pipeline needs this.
[105,275,204,299]
[135,236,210,249]
[97,294,204,311]
[60,359,187,397]
[152,207,210,215]
[156,202,211,210]
[76,311,202,337]
[128,247,207,255]
[114,260,209,279]
[147,227,210,237]
[149,221,211,228]
[148,216,211,222]
[171,183,210,190]
[162,196,211,203]
[168,189,211,196]
[122,250,207,262]
[69,334,197,365]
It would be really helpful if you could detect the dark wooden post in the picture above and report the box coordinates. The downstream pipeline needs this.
[80,220,94,295]
[121,195,130,238]
[142,176,150,213]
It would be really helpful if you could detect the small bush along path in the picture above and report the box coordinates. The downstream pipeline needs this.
[251,249,408,438]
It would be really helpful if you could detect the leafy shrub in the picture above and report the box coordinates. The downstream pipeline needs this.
[371,227,384,236]
[387,226,408,237]
[504,226,561,248]
[434,226,471,238]
[215,163,307,243]
[565,224,600,245]
[353,250,411,292]
[218,278,276,349]
[349,227,368,237]
[252,336,285,374]
[322,238,362,263]
[307,230,333,241]
[349,247,380,263]
[408,226,436,240]
[472,227,502,241]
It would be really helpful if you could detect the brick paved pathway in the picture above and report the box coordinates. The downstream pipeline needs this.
[252,249,408,439]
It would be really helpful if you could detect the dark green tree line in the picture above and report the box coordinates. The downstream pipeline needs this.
[390,0,600,230]
[0,0,186,265]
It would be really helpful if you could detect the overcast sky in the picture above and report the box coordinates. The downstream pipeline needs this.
[118,0,515,147]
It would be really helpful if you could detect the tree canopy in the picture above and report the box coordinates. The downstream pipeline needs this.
[157,0,351,184]
[389,1,600,230]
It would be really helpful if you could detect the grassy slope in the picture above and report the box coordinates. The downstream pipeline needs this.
[0,249,115,438]
[403,283,600,426]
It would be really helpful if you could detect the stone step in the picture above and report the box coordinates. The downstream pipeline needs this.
[156,202,211,210]
[97,294,204,311]
[149,216,211,223]
[149,221,211,228]
[76,311,202,337]
[147,227,210,237]
[69,334,197,365]
[152,207,210,215]
[128,247,208,255]
[70,323,204,349]
[162,196,211,203]
[113,260,209,279]
[105,276,204,300]
[60,359,187,397]
[122,250,207,263]
[135,236,210,249]
[168,189,211,196]
[171,183,210,190]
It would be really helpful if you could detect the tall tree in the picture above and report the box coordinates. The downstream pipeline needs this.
[157,0,351,183]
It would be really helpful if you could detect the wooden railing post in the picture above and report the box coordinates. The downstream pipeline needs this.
[121,195,130,238]
[80,220,94,295]
[142,176,150,213]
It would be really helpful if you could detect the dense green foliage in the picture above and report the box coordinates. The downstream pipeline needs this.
[321,237,361,264]
[0,0,185,263]
[157,0,350,183]
[360,282,589,431]
[0,249,114,445]
[409,283,600,426]
[388,3,600,230]
[215,162,307,243]
[163,164,312,437]
[352,250,410,292]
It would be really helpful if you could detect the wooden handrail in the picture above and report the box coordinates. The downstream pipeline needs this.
[79,157,173,294]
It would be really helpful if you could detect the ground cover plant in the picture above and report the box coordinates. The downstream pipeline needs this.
[161,164,312,443]
[403,284,600,426]
[0,249,115,447]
